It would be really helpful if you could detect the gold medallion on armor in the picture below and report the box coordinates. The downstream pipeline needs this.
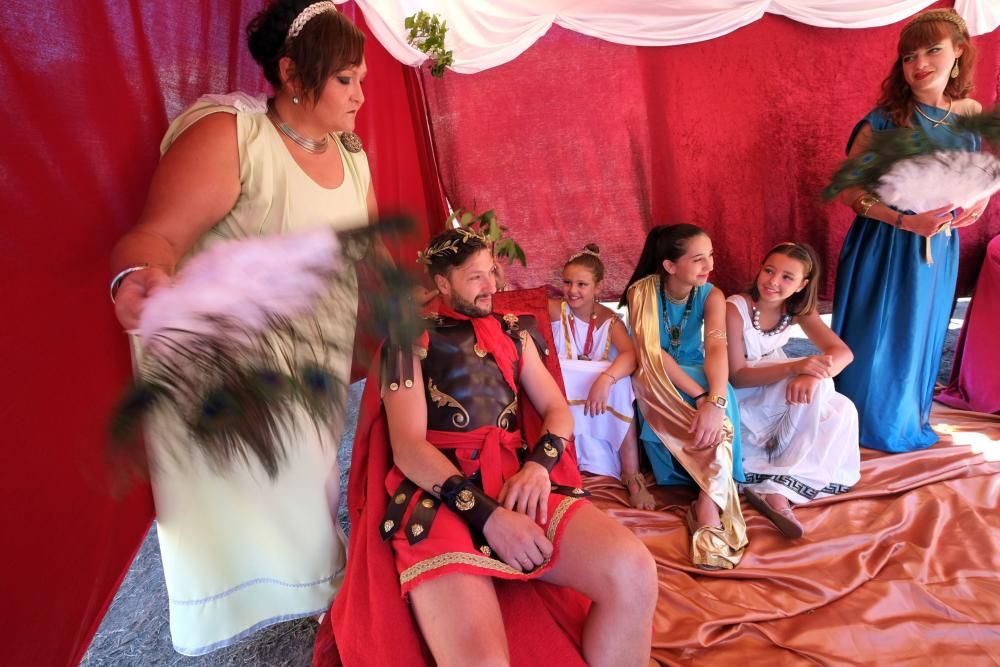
[474,344,488,358]
[456,489,476,511]
[410,524,424,537]
[544,442,558,458]
[395,493,407,504]
[383,520,394,532]
[421,498,435,509]
[480,545,492,556]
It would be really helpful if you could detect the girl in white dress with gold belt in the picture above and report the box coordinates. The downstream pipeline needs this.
[549,245,654,509]
[725,242,861,538]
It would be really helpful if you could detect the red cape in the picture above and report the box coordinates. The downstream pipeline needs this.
[314,288,590,666]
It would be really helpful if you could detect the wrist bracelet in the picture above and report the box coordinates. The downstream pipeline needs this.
[110,265,150,304]
[893,213,904,230]
[439,475,500,532]
[600,371,617,384]
[526,432,564,472]
[693,391,708,400]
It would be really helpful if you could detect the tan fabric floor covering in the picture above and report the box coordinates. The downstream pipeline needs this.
[585,403,1000,666]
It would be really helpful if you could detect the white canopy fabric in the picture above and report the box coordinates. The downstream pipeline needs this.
[340,1,999,73]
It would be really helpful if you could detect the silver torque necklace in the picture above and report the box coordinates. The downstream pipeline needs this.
[266,99,329,154]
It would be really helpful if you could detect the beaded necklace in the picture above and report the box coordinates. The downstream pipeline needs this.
[662,285,695,350]
[751,302,792,337]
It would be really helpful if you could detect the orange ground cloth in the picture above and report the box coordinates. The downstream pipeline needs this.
[586,403,1000,665]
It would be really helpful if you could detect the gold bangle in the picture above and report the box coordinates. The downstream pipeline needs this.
[600,371,617,384]
[854,193,880,217]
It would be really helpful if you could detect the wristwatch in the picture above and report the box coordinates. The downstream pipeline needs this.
[705,394,728,409]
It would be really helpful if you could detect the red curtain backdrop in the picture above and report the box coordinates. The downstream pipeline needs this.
[0,2,442,665]
[421,4,1000,299]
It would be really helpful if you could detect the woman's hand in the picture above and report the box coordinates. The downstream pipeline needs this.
[793,355,833,379]
[584,373,613,416]
[900,204,956,237]
[952,197,990,229]
[786,375,821,405]
[113,267,171,330]
[498,461,551,524]
[689,398,724,449]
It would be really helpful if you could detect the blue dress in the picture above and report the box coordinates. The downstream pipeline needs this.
[832,106,979,453]
[638,283,745,485]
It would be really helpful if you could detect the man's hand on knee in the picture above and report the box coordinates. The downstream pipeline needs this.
[483,509,554,572]
[498,461,551,523]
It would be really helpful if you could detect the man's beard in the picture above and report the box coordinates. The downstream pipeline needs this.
[450,292,492,318]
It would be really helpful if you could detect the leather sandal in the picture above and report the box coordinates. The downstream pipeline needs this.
[743,487,804,538]
[623,472,655,510]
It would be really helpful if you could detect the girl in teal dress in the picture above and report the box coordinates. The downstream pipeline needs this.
[623,224,744,535]
[832,9,989,453]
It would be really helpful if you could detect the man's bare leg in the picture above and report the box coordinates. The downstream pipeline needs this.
[409,572,509,667]
[541,503,657,667]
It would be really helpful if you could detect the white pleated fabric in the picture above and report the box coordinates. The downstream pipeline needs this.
[344,1,997,73]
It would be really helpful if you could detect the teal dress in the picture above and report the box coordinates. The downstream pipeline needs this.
[638,283,745,486]
[832,106,979,452]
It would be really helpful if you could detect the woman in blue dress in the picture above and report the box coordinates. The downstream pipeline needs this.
[832,9,989,453]
[623,224,747,570]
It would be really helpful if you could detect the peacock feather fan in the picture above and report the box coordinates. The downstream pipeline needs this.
[108,217,420,481]
[824,106,1000,211]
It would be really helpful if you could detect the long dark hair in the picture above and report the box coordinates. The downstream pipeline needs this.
[748,242,821,316]
[619,224,706,306]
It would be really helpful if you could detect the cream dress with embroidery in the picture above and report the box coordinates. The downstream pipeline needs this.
[551,302,634,478]
[135,94,369,655]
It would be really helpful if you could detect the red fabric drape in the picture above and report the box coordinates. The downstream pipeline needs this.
[0,2,442,665]
[421,5,1000,299]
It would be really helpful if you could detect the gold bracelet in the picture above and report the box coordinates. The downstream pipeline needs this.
[600,371,617,384]
[854,193,880,218]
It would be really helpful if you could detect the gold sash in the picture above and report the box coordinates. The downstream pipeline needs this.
[627,275,747,569]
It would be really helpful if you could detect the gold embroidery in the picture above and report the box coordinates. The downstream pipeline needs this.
[421,498,435,509]
[410,524,424,537]
[503,313,520,329]
[480,545,492,556]
[455,489,475,511]
[427,379,470,428]
[546,497,579,542]
[400,551,539,585]
[497,398,518,430]
[383,520,394,532]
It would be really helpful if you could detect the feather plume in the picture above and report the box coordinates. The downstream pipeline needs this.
[876,150,1000,212]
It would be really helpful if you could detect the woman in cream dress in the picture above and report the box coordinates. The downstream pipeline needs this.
[109,1,374,655]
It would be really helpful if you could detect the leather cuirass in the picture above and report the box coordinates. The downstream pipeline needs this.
[421,315,521,433]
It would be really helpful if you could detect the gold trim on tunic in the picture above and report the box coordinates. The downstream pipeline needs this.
[398,497,581,585]
[566,400,633,424]
[627,275,747,569]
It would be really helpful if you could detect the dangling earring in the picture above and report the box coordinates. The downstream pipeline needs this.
[292,95,301,104]
[951,60,960,79]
